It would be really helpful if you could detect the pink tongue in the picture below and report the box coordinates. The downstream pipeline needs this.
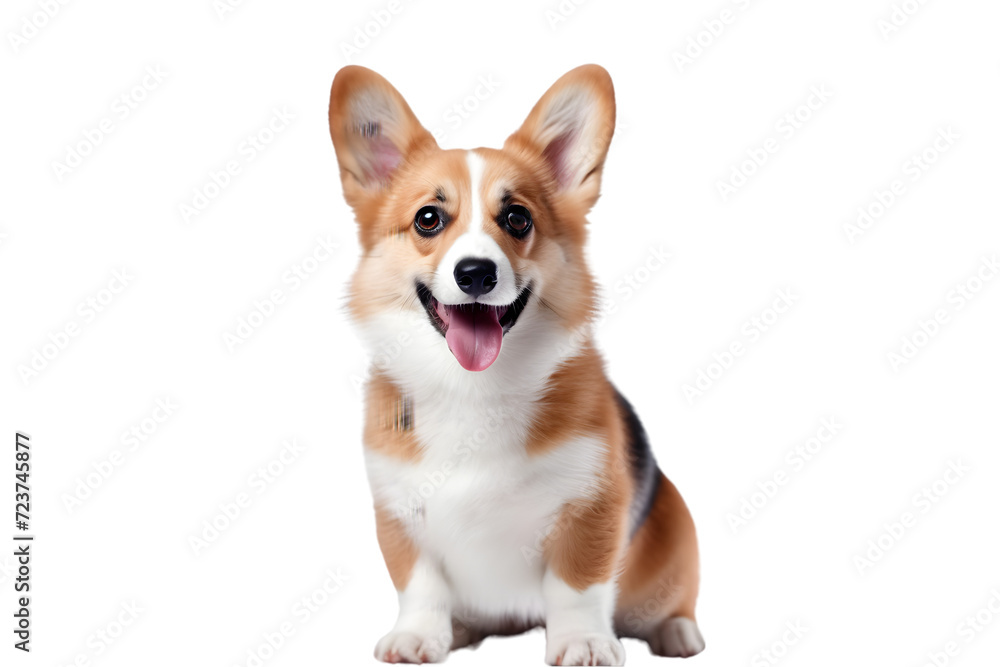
[444,305,504,371]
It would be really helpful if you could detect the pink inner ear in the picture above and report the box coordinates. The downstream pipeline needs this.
[541,130,577,189]
[367,134,402,182]
[355,120,402,185]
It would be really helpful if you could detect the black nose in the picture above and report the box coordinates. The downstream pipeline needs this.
[454,258,498,297]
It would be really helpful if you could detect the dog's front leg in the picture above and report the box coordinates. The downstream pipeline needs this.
[373,507,452,664]
[374,556,453,663]
[543,572,625,665]
[542,499,628,666]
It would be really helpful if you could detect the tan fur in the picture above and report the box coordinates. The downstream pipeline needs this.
[374,504,419,590]
[364,371,422,461]
[531,347,633,590]
[534,349,700,619]
[616,474,701,629]
[524,345,613,457]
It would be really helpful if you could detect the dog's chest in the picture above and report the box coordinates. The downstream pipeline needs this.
[365,400,607,614]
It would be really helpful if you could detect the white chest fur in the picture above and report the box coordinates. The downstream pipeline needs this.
[364,396,608,621]
[358,305,606,619]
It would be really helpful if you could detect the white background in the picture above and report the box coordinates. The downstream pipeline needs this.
[2,0,999,665]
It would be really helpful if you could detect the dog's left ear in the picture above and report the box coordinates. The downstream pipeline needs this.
[504,64,615,211]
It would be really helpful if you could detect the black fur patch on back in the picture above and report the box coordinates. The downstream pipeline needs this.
[614,388,661,539]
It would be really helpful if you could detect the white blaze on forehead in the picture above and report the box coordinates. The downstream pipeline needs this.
[466,151,486,232]
[430,151,518,306]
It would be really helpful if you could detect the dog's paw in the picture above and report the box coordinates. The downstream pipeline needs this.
[650,617,705,658]
[546,633,625,666]
[374,630,452,664]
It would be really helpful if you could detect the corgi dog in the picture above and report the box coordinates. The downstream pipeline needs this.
[328,65,703,665]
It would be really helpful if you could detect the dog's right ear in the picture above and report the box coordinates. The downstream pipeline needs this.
[328,66,436,209]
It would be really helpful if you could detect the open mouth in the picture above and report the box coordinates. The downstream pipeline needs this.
[416,282,531,372]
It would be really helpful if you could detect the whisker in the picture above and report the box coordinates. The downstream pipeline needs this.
[522,285,562,320]
[398,290,420,314]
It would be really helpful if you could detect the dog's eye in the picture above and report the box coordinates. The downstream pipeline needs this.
[503,205,532,238]
[414,206,444,236]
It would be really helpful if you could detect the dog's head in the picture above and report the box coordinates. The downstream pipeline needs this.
[329,65,615,375]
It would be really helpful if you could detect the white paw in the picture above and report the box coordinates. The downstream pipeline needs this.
[652,617,705,658]
[374,629,452,664]
[547,633,625,666]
